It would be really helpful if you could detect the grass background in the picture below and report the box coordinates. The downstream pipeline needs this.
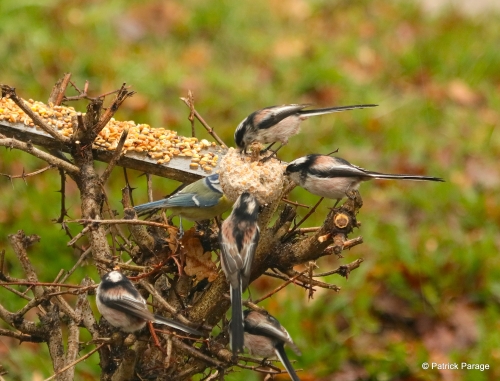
[1,0,499,380]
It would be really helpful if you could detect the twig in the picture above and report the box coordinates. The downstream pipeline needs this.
[43,343,106,381]
[48,73,72,106]
[171,336,224,368]
[140,280,209,331]
[0,165,55,182]
[281,198,310,208]
[179,97,227,148]
[312,258,364,278]
[54,294,80,327]
[16,292,48,316]
[61,247,92,283]
[0,284,33,300]
[185,90,196,138]
[64,81,124,102]
[282,197,324,241]
[264,270,340,292]
[308,261,317,299]
[100,128,128,183]
[0,84,69,143]
[0,328,45,343]
[54,168,69,224]
[0,249,5,274]
[294,227,320,234]
[66,225,91,246]
[164,338,173,368]
[253,269,308,304]
[342,236,363,250]
[93,84,135,135]
[236,359,284,375]
[283,268,341,291]
[8,231,45,299]
[93,258,152,272]
[72,218,171,229]
[123,168,135,206]
[146,173,153,202]
[0,137,79,174]
[0,281,87,289]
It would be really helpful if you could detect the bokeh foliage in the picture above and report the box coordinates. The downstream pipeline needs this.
[1,0,499,380]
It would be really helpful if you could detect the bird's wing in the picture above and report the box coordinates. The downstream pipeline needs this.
[220,241,245,288]
[255,104,309,130]
[240,225,260,291]
[250,315,293,345]
[106,294,155,321]
[163,191,221,208]
[310,156,371,178]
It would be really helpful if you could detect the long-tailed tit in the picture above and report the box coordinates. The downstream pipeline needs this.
[96,271,201,335]
[234,103,377,153]
[243,309,302,381]
[134,174,233,235]
[219,192,260,355]
[286,154,444,203]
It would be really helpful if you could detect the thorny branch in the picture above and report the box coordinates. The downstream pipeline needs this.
[180,94,227,148]
[0,136,79,174]
[0,165,55,184]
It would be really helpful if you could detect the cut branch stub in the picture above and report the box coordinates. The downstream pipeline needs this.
[327,192,362,255]
[333,212,350,229]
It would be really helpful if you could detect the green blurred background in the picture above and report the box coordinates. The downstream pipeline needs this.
[1,0,499,380]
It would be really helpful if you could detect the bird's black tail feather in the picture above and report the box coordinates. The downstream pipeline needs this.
[230,283,244,356]
[368,172,444,182]
[153,314,202,336]
[299,104,377,117]
[275,344,301,381]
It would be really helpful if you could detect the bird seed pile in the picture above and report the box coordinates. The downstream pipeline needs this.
[218,147,285,205]
[0,97,220,173]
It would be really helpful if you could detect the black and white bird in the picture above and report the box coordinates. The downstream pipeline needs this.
[243,309,302,381]
[219,192,260,355]
[234,103,377,153]
[96,271,201,335]
[286,154,444,204]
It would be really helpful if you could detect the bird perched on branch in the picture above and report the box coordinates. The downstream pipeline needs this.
[242,309,302,381]
[133,174,233,236]
[234,103,377,153]
[96,271,201,335]
[286,154,444,205]
[219,192,260,356]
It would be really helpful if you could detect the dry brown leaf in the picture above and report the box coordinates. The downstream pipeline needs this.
[185,250,218,282]
[183,232,218,282]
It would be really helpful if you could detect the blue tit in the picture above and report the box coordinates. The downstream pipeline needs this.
[242,309,302,381]
[286,154,444,205]
[234,103,377,153]
[134,174,233,235]
[219,192,260,355]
